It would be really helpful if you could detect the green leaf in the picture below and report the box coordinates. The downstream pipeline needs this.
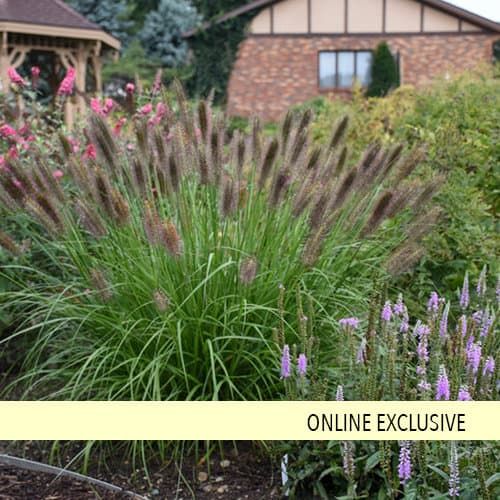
[486,472,500,487]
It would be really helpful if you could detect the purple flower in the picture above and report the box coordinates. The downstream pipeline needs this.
[417,337,429,364]
[436,365,450,401]
[297,354,307,376]
[416,366,425,376]
[466,334,474,352]
[398,441,412,486]
[336,385,344,402]
[393,294,405,315]
[496,274,500,306]
[460,273,469,309]
[477,267,487,297]
[381,301,392,322]
[480,314,493,338]
[466,342,482,375]
[483,356,495,376]
[449,442,460,497]
[472,310,483,326]
[339,317,359,329]
[439,303,449,338]
[415,323,430,337]
[427,292,439,318]
[418,380,431,392]
[457,385,471,401]
[281,345,291,379]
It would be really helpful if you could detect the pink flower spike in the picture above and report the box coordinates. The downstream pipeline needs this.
[7,145,18,159]
[126,82,135,93]
[103,98,114,114]
[53,170,64,180]
[57,67,75,95]
[139,103,153,115]
[113,117,127,136]
[90,98,104,115]
[126,144,135,151]
[0,124,17,139]
[8,67,26,87]
[31,66,40,76]
[82,143,96,161]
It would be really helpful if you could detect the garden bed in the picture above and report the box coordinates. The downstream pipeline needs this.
[0,441,280,499]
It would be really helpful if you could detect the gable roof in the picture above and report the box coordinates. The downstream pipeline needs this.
[0,0,99,30]
[0,0,120,49]
[185,0,500,37]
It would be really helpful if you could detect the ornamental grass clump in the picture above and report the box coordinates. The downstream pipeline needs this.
[1,81,438,403]
[278,269,498,498]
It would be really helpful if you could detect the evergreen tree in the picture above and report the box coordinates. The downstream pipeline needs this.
[187,1,258,103]
[139,0,201,68]
[366,41,400,98]
[67,0,133,46]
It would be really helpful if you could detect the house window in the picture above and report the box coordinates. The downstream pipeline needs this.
[318,51,373,89]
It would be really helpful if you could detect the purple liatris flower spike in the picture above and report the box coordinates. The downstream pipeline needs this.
[281,345,291,379]
[449,442,460,497]
[466,342,482,375]
[381,301,392,322]
[393,294,404,315]
[398,441,412,486]
[460,273,469,309]
[472,310,483,326]
[339,317,359,329]
[336,385,344,402]
[477,266,487,297]
[417,336,429,364]
[439,303,450,338]
[457,385,471,401]
[482,356,495,376]
[436,365,450,400]
[480,313,493,338]
[297,354,307,376]
[427,291,439,318]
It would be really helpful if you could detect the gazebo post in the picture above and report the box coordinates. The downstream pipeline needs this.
[0,31,8,91]
[92,40,103,94]
[75,41,88,115]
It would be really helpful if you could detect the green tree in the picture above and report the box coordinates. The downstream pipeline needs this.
[67,0,134,46]
[187,1,259,103]
[102,38,160,85]
[139,0,201,68]
[366,41,400,97]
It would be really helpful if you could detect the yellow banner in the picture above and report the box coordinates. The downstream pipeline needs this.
[1,401,498,440]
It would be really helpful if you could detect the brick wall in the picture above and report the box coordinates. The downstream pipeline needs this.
[227,34,497,122]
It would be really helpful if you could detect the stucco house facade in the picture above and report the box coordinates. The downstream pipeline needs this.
[220,0,500,121]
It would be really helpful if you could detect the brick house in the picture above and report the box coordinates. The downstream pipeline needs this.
[213,0,500,121]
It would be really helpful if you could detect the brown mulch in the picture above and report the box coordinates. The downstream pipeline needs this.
[0,441,282,499]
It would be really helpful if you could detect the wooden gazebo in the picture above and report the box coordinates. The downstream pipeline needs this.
[0,0,120,125]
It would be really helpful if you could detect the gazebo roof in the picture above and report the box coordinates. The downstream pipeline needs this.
[0,0,120,50]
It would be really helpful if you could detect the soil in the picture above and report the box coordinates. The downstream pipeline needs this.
[0,441,282,500]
